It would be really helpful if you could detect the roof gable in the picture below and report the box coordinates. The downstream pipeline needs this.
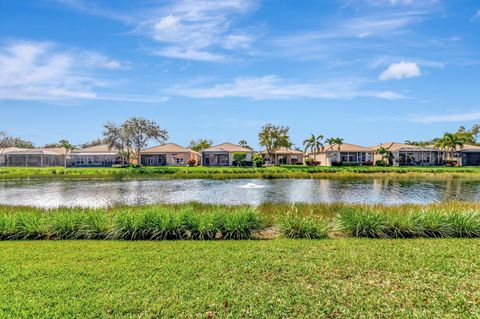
[323,143,375,152]
[202,142,253,153]
[142,143,192,153]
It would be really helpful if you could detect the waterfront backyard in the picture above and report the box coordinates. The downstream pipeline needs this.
[2,175,480,318]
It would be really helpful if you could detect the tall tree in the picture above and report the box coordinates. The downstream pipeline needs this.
[122,117,168,163]
[303,133,324,155]
[325,137,336,151]
[334,137,344,152]
[435,132,465,162]
[238,140,253,150]
[79,138,106,149]
[188,139,213,152]
[258,123,291,162]
[103,122,130,165]
[0,131,34,149]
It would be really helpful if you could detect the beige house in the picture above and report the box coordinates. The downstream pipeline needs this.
[140,143,200,166]
[201,142,253,166]
[310,143,375,166]
[372,142,444,166]
[68,144,121,167]
[0,147,66,167]
[259,147,304,165]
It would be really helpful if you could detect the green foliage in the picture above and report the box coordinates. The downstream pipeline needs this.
[337,207,480,238]
[252,153,265,167]
[278,207,329,239]
[258,123,291,156]
[233,152,247,167]
[188,138,213,152]
[375,159,388,166]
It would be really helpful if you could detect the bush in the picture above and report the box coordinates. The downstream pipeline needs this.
[187,158,197,166]
[252,154,265,167]
[375,160,388,166]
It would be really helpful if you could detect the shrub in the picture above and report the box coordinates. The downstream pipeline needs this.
[252,154,265,167]
[375,160,388,166]
[187,158,197,166]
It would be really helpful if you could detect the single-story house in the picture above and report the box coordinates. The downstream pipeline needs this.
[0,147,66,167]
[454,144,480,166]
[140,143,200,166]
[372,142,445,166]
[259,147,304,165]
[68,144,121,167]
[0,147,24,166]
[310,143,375,166]
[201,142,253,166]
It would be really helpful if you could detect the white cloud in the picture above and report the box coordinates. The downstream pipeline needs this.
[362,0,437,7]
[379,61,421,80]
[411,111,480,124]
[0,40,164,103]
[473,10,480,21]
[57,0,258,62]
[144,0,258,61]
[154,47,226,62]
[167,75,405,100]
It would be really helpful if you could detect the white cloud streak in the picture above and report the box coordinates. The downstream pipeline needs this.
[379,61,421,80]
[167,75,406,100]
[0,40,165,103]
[411,111,480,124]
[57,0,258,62]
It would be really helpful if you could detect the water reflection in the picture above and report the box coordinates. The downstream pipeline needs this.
[0,178,480,208]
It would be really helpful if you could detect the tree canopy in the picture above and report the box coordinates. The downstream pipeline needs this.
[188,139,213,152]
[258,123,291,157]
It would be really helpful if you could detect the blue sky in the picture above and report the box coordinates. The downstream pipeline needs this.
[1,0,479,149]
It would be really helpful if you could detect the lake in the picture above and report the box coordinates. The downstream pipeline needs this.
[1,178,480,208]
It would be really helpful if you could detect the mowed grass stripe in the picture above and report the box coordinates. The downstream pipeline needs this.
[0,239,479,318]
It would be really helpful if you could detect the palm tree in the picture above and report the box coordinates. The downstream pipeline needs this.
[303,133,324,156]
[334,137,344,152]
[435,133,465,164]
[376,146,391,165]
[325,138,336,151]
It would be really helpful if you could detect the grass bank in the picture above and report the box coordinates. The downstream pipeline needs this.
[2,202,480,240]
[1,239,479,318]
[3,165,480,180]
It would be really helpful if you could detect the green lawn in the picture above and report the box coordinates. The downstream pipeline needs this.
[3,165,480,179]
[1,239,479,318]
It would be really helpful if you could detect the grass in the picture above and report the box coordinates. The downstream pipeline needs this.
[3,165,480,180]
[337,206,480,238]
[0,205,264,241]
[2,202,480,240]
[0,239,479,318]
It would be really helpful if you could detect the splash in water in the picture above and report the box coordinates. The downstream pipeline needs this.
[238,183,266,189]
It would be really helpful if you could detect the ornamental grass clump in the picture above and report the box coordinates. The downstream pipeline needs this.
[337,207,390,238]
[180,210,219,240]
[110,209,183,240]
[217,208,263,240]
[11,212,51,240]
[278,206,329,239]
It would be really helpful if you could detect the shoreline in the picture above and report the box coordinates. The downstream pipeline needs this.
[4,165,480,180]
